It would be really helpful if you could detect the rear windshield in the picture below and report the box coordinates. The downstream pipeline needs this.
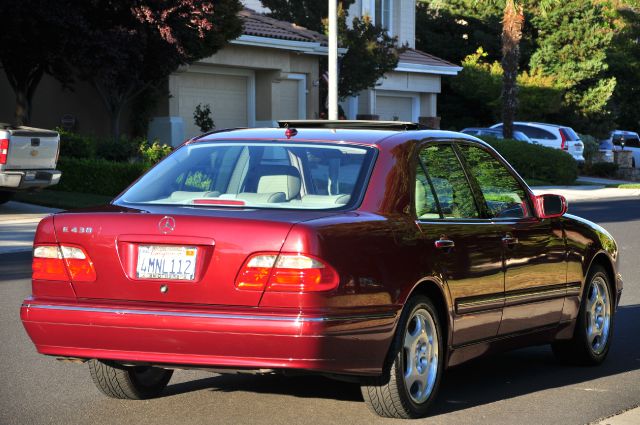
[118,141,375,210]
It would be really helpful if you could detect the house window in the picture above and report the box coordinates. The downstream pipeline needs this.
[374,0,392,30]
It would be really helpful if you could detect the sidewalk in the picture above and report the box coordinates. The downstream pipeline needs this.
[532,175,640,202]
[596,406,640,425]
[0,201,61,254]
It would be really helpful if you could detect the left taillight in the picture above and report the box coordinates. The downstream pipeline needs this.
[0,138,9,164]
[235,252,339,292]
[33,244,96,282]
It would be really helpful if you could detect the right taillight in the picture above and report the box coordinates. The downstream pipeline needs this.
[33,244,96,282]
[235,252,339,292]
[559,129,568,150]
[0,138,9,164]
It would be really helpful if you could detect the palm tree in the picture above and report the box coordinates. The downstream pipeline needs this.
[500,0,524,139]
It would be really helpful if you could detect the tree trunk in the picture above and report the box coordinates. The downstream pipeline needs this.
[501,0,524,139]
[8,66,44,126]
[110,105,123,143]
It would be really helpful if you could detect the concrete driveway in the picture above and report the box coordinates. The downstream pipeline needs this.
[0,201,60,254]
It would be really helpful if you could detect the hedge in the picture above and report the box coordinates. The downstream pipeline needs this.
[54,157,148,197]
[481,137,578,185]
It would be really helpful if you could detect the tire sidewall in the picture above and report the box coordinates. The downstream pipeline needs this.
[576,268,614,364]
[392,296,444,417]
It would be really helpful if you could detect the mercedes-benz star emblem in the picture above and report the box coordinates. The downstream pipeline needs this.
[158,216,176,234]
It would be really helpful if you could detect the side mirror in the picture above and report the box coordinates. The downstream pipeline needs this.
[535,194,568,219]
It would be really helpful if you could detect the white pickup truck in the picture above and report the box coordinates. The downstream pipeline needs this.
[0,124,62,204]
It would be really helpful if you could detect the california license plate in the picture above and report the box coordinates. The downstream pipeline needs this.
[136,245,198,280]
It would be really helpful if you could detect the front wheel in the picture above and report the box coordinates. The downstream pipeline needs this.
[552,265,614,365]
[361,296,444,419]
[88,359,173,399]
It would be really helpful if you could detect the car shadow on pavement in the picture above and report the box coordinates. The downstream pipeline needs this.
[163,305,640,410]
[0,252,32,282]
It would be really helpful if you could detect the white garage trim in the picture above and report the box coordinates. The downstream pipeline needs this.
[376,90,420,122]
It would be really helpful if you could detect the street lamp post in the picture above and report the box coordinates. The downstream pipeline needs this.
[328,0,338,120]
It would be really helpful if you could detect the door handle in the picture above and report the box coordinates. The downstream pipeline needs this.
[435,239,455,250]
[502,235,519,247]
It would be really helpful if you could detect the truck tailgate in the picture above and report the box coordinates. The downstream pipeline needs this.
[5,129,59,170]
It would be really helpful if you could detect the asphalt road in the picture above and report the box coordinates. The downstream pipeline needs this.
[1,198,639,425]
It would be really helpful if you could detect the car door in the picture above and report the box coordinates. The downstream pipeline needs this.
[414,142,505,346]
[456,143,567,335]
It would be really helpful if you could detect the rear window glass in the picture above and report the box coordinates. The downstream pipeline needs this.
[514,125,556,140]
[118,142,375,210]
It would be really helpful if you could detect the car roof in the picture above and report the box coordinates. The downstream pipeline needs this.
[194,124,484,148]
[495,121,571,129]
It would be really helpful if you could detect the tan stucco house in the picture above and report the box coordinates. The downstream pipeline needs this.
[0,1,460,146]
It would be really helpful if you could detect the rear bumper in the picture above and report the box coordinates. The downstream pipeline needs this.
[21,298,397,376]
[0,169,61,189]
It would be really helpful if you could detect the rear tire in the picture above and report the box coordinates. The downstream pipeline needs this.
[360,296,444,419]
[88,359,173,399]
[552,265,614,365]
[0,191,14,205]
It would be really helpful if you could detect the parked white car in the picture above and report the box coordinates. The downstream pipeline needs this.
[490,122,585,163]
[460,127,535,143]
[605,130,640,168]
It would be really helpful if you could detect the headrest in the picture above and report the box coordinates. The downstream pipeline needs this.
[254,165,301,200]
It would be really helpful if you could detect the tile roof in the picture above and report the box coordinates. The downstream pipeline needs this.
[240,9,326,44]
[398,48,460,68]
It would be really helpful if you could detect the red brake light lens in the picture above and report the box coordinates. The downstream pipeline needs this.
[33,244,96,282]
[0,138,9,164]
[235,253,339,292]
[559,129,568,150]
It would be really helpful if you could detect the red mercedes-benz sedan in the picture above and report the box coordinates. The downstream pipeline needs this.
[21,121,622,419]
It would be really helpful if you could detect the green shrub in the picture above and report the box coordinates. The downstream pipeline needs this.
[481,137,578,185]
[579,133,600,164]
[54,157,148,196]
[96,137,140,162]
[57,128,97,159]
[584,162,618,178]
[139,140,173,165]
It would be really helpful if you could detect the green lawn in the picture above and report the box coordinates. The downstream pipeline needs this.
[14,190,113,210]
[617,183,640,189]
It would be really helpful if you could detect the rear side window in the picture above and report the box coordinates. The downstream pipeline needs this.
[514,125,556,140]
[119,142,374,210]
[418,145,480,219]
[458,145,531,219]
[561,127,581,141]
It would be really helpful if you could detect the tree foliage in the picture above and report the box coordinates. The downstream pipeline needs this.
[529,0,616,134]
[0,0,79,125]
[68,0,242,141]
[261,0,355,33]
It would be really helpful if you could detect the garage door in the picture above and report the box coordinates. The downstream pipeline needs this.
[178,72,248,139]
[376,95,413,122]
[275,79,300,120]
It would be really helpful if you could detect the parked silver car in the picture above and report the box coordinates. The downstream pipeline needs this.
[490,122,585,163]
[605,130,640,168]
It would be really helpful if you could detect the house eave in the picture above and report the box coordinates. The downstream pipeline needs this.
[395,61,462,76]
[231,35,347,56]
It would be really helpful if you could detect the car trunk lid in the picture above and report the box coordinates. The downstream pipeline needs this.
[52,207,332,307]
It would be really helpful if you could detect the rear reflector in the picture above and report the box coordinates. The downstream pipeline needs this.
[0,139,9,164]
[33,244,96,282]
[236,252,339,292]
[559,129,568,150]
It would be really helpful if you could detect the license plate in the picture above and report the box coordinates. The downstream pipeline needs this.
[24,171,36,181]
[136,245,198,280]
